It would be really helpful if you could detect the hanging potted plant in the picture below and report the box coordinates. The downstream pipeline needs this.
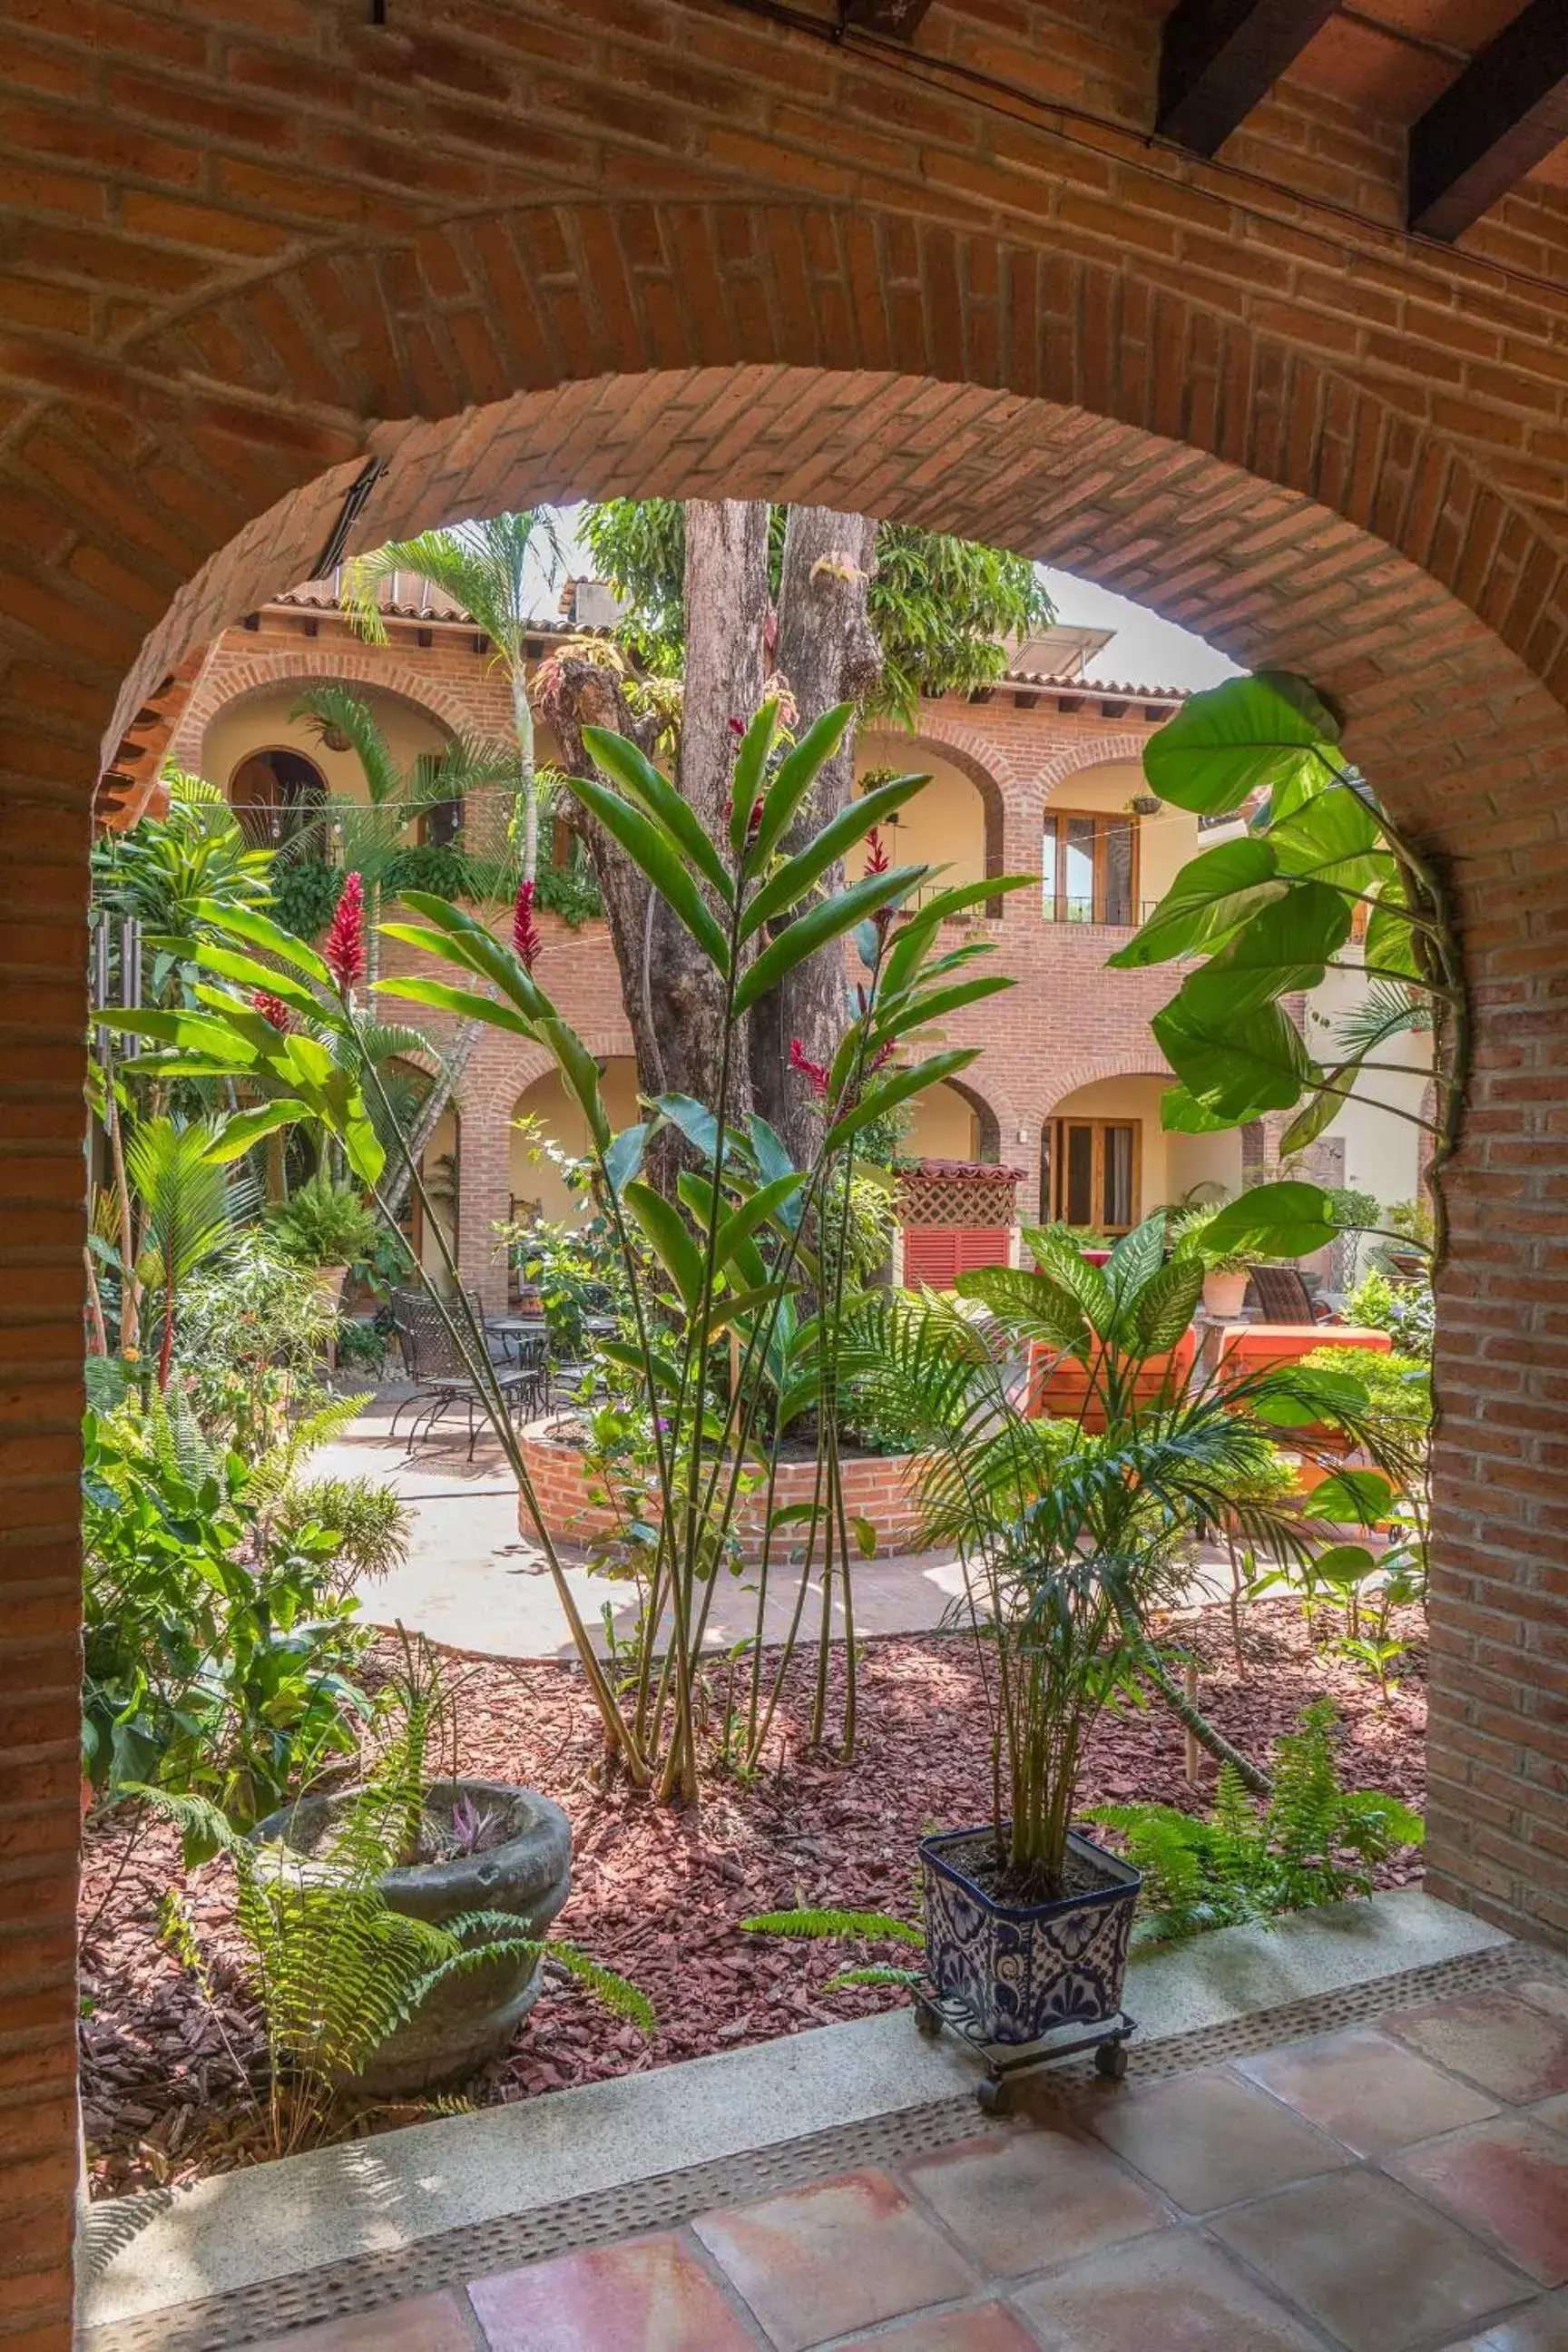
[1128,790,1162,818]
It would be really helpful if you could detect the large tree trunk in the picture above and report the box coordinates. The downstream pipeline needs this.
[750,508,882,1167]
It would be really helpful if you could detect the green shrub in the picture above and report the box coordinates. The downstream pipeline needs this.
[267,1175,382,1269]
[1348,1269,1435,1358]
[82,1405,373,1833]
[269,858,343,942]
[1087,1700,1423,1945]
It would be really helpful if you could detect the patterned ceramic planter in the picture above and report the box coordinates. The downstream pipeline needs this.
[919,1826,1141,2046]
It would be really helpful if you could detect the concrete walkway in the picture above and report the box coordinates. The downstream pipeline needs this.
[316,1389,976,1663]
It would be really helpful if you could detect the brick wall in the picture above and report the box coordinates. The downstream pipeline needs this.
[5,1,1568,2333]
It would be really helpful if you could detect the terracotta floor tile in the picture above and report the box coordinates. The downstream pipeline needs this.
[852,2305,1044,2350]
[1210,2168,1530,2352]
[1391,2115,1568,2286]
[1077,2067,1348,2213]
[468,2233,754,2352]
[1519,1982,1568,2023]
[1237,2024,1500,2155]
[693,2168,975,2351]
[1450,2289,1568,2348]
[246,2293,476,2350]
[1013,2230,1326,2351]
[1386,1991,1568,2104]
[1530,2092,1568,2135]
[904,2123,1166,2278]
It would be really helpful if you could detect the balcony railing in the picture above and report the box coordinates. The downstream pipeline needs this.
[1041,898,1159,928]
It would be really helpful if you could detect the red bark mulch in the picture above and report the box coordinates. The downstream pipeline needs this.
[79,1601,1426,2200]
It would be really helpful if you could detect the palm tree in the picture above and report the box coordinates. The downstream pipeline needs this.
[124,1117,257,1389]
[341,509,565,883]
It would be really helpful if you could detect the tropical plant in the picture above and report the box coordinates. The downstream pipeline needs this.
[121,1116,258,1388]
[1168,1200,1252,1277]
[92,767,273,979]
[269,1476,409,1591]
[99,700,1033,1808]
[178,1234,342,1461]
[1108,671,1465,1264]
[145,1679,649,2157]
[266,1171,383,1269]
[832,1216,1404,1882]
[342,511,565,881]
[581,501,1054,725]
[741,1906,926,1991]
[82,1403,374,1830]
[1087,1701,1424,1944]
[1348,1267,1435,1357]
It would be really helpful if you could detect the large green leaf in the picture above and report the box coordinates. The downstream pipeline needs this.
[203,1100,310,1160]
[823,1047,979,1151]
[603,1122,649,1198]
[1142,672,1339,815]
[869,972,1012,1047]
[1132,1256,1204,1353]
[539,1017,610,1151]
[191,945,332,1026]
[955,1263,1090,1355]
[733,865,921,1014]
[716,1171,807,1272]
[1106,838,1286,969]
[1364,888,1422,981]
[1201,1180,1339,1261]
[1309,1467,1397,1526]
[571,754,731,975]
[1277,1069,1357,1155]
[376,974,538,1041]
[623,1180,705,1309]
[740,773,929,942]
[194,897,335,988]
[95,1006,260,1068]
[1152,996,1317,1122]
[579,727,733,905]
[750,703,853,866]
[1174,881,1353,1020]
[1159,1083,1239,1134]
[1269,779,1389,892]
[653,1092,721,1162]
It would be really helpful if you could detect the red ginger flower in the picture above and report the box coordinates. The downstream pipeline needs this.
[865,826,890,877]
[250,989,292,1033]
[323,871,366,992]
[789,1037,829,1097]
[512,879,542,974]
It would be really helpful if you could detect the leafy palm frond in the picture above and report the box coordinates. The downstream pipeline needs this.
[342,512,565,663]
[1331,978,1430,1061]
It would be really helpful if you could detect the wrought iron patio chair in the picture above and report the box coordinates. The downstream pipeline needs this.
[387,1287,544,1459]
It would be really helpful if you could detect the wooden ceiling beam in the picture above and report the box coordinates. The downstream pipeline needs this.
[839,0,935,34]
[1408,0,1568,240]
[1156,0,1340,155]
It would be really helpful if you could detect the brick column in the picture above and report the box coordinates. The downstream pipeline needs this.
[0,783,90,2350]
[455,1083,513,1312]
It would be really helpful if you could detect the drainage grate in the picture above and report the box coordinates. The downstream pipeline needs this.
[80,1938,1564,2351]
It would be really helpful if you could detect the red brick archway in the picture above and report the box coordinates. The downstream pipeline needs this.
[8,83,1568,2332]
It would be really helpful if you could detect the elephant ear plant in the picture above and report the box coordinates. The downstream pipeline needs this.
[103,699,1031,1810]
[1110,670,1465,1270]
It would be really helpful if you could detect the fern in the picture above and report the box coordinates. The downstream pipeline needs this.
[1088,1701,1423,1946]
[741,1907,924,1945]
[270,1475,410,1586]
[827,1965,926,1991]
[139,1672,653,2155]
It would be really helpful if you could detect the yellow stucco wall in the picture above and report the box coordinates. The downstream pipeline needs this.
[1044,760,1203,918]
[848,737,987,890]
[510,1058,642,1223]
[1046,1075,1242,1222]
[906,1080,981,1162]
[201,684,452,803]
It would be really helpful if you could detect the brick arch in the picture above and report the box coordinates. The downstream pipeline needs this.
[1037,734,1164,799]
[172,644,474,775]
[865,720,1009,886]
[1044,1057,1174,1116]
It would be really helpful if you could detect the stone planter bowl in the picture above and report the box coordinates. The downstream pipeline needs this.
[254,1778,572,2095]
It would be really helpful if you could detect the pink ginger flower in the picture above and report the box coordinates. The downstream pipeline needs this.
[323,871,366,992]
[789,1038,829,1097]
[512,878,543,974]
[250,989,292,1033]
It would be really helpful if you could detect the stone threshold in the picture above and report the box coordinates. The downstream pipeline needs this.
[77,1887,1512,2345]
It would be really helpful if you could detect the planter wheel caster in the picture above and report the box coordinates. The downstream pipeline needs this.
[1094,2037,1129,2081]
[914,1994,943,2041]
[976,2074,1009,2117]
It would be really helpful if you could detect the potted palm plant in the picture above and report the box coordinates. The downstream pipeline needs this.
[1170,1201,1253,1320]
[844,1216,1389,2052]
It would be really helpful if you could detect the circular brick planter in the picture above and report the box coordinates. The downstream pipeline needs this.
[515,1418,933,1563]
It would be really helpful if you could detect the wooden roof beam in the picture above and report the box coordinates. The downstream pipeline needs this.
[1157,0,1340,155]
[1408,0,1568,240]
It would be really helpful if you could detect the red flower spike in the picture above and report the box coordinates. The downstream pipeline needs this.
[865,827,890,877]
[512,878,542,974]
[322,871,366,992]
[250,989,292,1033]
[789,1038,830,1097]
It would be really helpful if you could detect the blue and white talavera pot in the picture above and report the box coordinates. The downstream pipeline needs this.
[919,1827,1141,2046]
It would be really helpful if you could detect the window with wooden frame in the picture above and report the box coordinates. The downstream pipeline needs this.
[1041,810,1139,926]
[1044,1119,1141,1234]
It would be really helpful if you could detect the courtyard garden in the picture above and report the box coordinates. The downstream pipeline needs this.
[80,510,1455,2208]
